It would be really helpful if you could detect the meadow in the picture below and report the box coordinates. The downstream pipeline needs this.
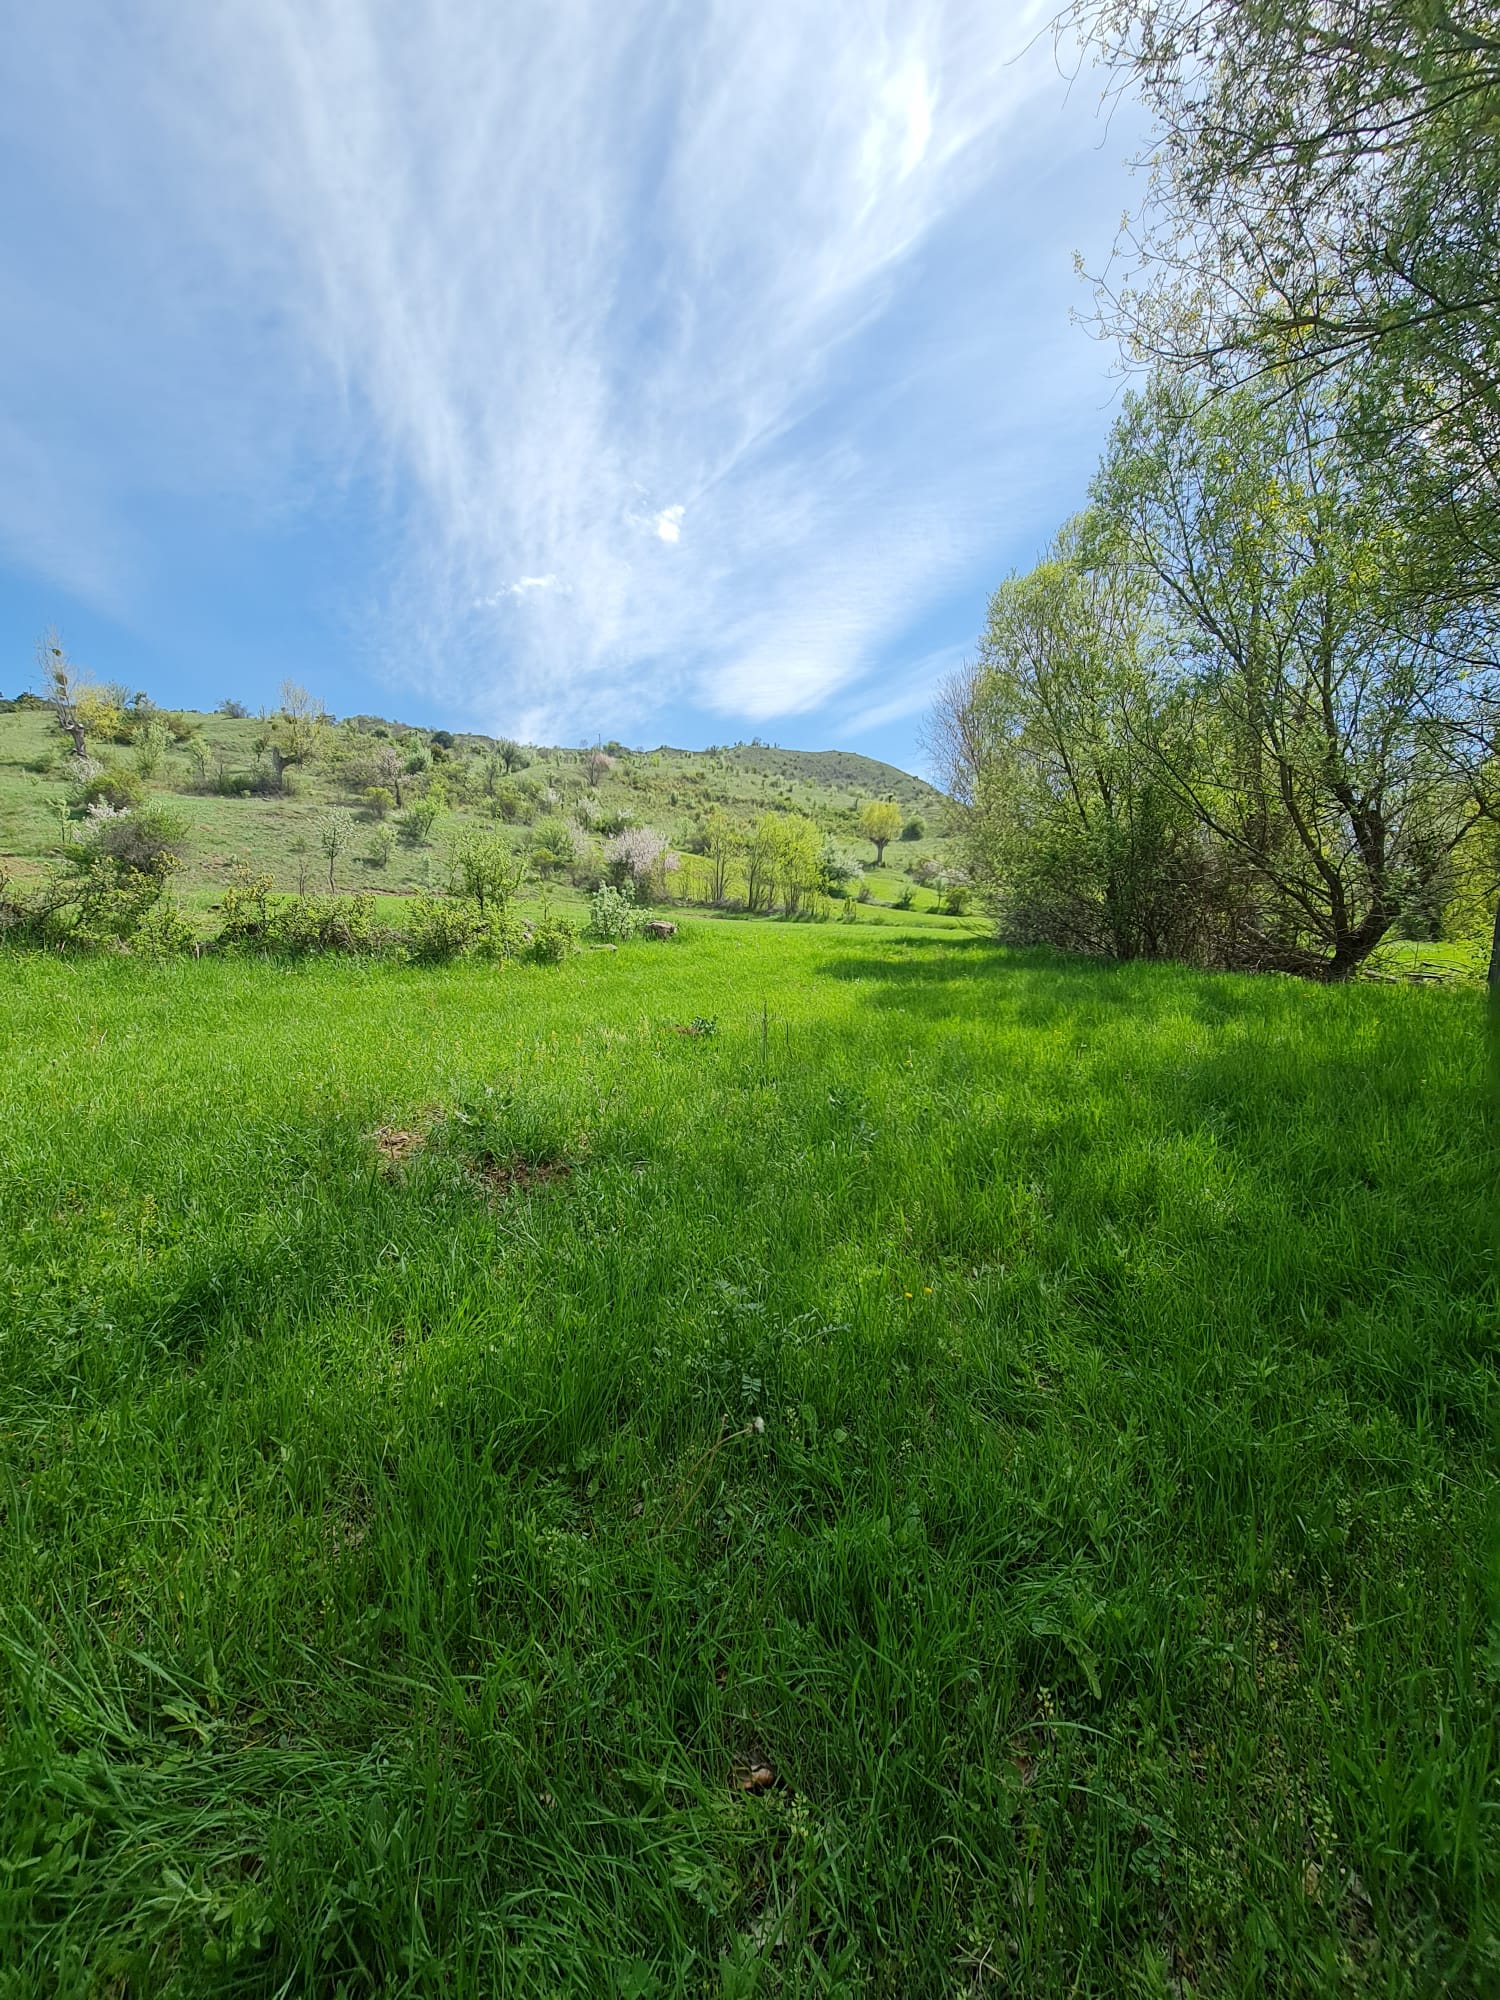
[0,920,1493,1997]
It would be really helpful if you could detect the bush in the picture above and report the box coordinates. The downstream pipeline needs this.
[398,797,441,845]
[89,801,188,880]
[901,816,925,840]
[587,883,640,941]
[528,914,579,964]
[401,896,490,964]
[895,885,915,910]
[943,884,972,916]
[80,767,146,813]
[219,892,386,957]
[367,825,395,869]
[135,900,197,957]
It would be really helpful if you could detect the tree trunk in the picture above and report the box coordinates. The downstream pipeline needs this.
[1488,892,1500,992]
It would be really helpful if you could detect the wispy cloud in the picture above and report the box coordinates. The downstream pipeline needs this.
[1,0,1124,740]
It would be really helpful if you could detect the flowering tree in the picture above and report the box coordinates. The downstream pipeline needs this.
[604,826,677,901]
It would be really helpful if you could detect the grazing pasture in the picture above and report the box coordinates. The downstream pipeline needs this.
[0,923,1492,1996]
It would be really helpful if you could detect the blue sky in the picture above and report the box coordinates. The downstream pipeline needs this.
[0,2,1142,775]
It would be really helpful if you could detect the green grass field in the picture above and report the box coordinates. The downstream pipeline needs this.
[1,923,1494,1995]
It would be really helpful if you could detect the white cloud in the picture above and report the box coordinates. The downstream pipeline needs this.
[0,0,1125,738]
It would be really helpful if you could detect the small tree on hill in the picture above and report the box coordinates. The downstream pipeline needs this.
[317,808,355,891]
[858,799,903,865]
[450,828,523,916]
[37,629,88,757]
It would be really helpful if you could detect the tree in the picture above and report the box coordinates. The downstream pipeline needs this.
[399,796,442,847]
[275,682,328,772]
[604,826,678,901]
[317,808,355,891]
[929,522,1201,960]
[1094,373,1490,977]
[701,808,742,903]
[36,628,88,757]
[133,717,171,779]
[496,737,531,774]
[857,799,903,864]
[449,828,522,915]
[1075,0,1500,588]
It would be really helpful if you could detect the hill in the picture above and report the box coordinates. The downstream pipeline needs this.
[0,697,961,921]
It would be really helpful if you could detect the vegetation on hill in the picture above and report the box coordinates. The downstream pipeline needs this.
[1,925,1492,1993]
[0,661,968,957]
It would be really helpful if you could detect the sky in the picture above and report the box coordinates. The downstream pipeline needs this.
[0,1,1143,775]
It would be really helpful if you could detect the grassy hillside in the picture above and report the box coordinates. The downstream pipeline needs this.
[0,924,1492,1994]
[0,702,957,920]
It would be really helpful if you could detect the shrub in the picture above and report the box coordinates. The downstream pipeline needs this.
[80,766,146,813]
[133,718,172,778]
[399,797,441,845]
[263,894,385,957]
[901,816,925,841]
[528,914,579,964]
[364,786,395,820]
[367,825,395,869]
[895,885,915,910]
[216,698,249,718]
[401,896,489,964]
[531,817,579,875]
[587,883,640,942]
[135,900,197,957]
[219,871,274,945]
[89,801,187,880]
[943,884,972,916]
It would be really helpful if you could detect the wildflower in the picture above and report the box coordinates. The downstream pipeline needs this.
[750,1415,765,1434]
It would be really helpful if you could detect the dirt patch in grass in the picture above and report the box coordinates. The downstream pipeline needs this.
[370,1105,448,1170]
[470,1154,574,1200]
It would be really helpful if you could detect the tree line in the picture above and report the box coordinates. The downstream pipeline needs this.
[933,0,1500,982]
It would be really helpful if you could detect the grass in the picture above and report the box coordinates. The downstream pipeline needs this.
[0,922,1494,1996]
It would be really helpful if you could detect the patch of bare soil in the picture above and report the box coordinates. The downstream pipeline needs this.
[471,1154,574,1200]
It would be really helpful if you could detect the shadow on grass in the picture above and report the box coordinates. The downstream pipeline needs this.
[814,936,1287,1034]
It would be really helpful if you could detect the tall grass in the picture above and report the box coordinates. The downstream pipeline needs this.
[0,925,1493,1996]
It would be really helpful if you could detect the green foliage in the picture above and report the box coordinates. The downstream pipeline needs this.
[857,797,903,861]
[400,895,492,964]
[529,815,578,875]
[587,882,640,942]
[366,823,395,869]
[527,911,579,962]
[398,795,441,846]
[132,716,172,778]
[79,765,146,813]
[448,827,523,915]
[315,807,356,892]
[900,814,925,840]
